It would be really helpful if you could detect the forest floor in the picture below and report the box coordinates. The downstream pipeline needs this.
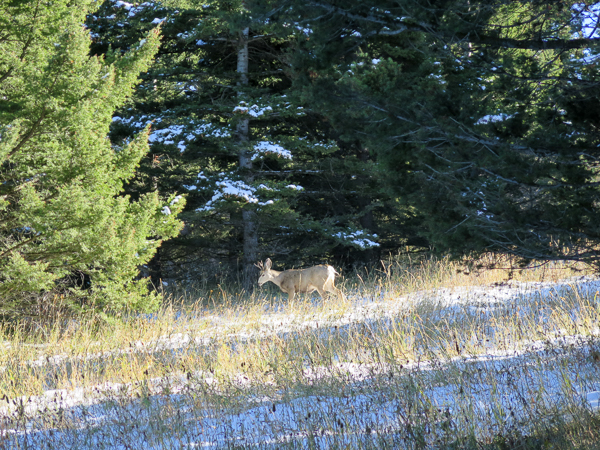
[2,260,600,449]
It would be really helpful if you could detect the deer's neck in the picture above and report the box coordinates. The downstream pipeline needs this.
[269,270,283,285]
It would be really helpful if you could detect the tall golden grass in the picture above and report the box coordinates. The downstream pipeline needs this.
[1,255,599,448]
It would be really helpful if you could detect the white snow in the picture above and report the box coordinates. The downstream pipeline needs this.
[334,229,379,248]
[251,141,292,160]
[196,178,276,211]
[110,0,148,18]
[295,26,313,35]
[428,73,447,84]
[114,0,133,8]
[476,113,513,125]
[4,277,600,448]
[147,125,186,143]
[169,195,183,206]
[112,116,230,144]
[232,105,248,114]
[233,102,273,117]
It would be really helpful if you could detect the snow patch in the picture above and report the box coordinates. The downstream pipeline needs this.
[251,141,292,161]
[196,178,276,211]
[476,113,513,125]
[233,102,273,117]
[333,229,379,249]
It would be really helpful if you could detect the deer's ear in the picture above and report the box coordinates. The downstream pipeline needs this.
[265,258,272,269]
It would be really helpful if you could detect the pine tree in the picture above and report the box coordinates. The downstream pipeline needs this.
[0,0,184,319]
[88,0,386,288]
[275,0,600,268]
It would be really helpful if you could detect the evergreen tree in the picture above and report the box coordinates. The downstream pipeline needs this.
[0,0,184,319]
[276,0,600,268]
[88,0,389,287]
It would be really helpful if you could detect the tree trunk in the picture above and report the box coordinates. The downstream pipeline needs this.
[237,27,258,290]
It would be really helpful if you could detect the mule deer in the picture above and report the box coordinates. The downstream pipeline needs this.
[256,258,345,301]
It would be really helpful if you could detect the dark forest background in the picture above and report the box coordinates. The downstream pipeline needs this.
[2,0,600,316]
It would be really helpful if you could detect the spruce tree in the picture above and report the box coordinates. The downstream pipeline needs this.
[88,0,386,288]
[0,0,184,319]
[276,0,600,268]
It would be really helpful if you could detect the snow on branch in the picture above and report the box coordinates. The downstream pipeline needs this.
[111,0,152,18]
[333,229,379,249]
[233,101,273,117]
[112,115,230,152]
[475,113,513,125]
[196,178,281,211]
[194,176,304,212]
[196,178,258,211]
[251,141,292,161]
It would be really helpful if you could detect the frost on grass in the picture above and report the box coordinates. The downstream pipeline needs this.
[4,278,600,448]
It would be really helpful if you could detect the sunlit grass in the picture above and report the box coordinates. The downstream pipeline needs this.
[0,256,592,395]
[1,255,600,448]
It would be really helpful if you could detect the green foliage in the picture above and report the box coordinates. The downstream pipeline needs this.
[0,0,184,318]
[27,0,600,292]
[280,0,600,268]
[87,0,396,286]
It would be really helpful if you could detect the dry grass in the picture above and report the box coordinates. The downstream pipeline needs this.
[1,255,599,449]
[0,255,590,397]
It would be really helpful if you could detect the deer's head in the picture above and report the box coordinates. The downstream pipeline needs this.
[255,258,273,286]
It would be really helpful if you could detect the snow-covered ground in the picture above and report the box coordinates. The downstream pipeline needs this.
[3,277,600,449]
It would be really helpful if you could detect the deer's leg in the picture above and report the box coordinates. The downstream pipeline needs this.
[323,280,335,297]
[280,279,295,302]
[326,285,345,301]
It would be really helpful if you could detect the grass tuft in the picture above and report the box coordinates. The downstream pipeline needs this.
[2,255,600,448]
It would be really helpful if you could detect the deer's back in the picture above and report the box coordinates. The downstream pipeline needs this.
[278,265,330,292]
